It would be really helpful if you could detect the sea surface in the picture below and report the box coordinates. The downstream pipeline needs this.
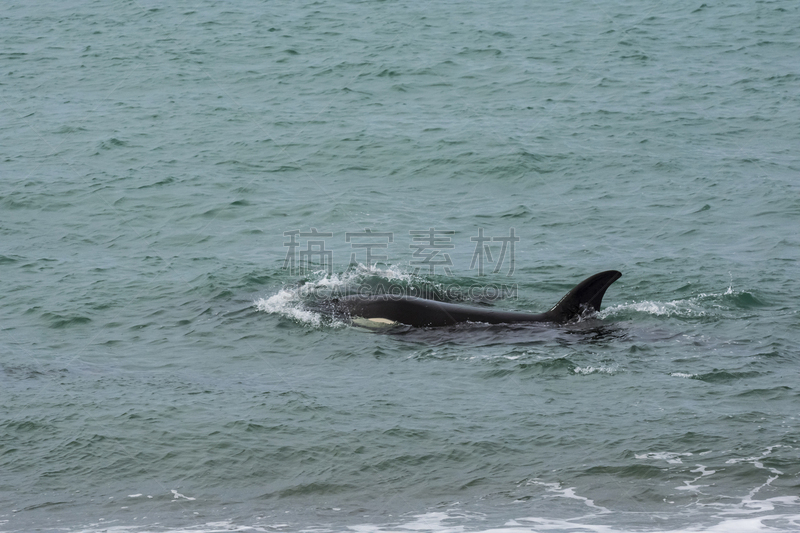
[2,1,799,532]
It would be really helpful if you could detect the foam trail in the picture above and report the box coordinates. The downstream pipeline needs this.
[254,288,324,327]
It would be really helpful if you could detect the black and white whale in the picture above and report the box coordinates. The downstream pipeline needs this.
[331,270,621,328]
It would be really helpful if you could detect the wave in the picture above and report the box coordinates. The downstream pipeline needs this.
[599,285,765,320]
[254,287,328,327]
[254,264,417,327]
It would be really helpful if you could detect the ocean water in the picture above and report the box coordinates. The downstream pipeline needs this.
[2,1,799,532]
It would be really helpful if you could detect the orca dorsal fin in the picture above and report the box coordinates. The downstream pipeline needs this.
[545,270,622,323]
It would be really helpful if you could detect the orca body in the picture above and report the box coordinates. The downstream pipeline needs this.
[334,270,621,328]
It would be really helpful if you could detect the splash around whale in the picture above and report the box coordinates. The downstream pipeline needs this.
[328,270,622,328]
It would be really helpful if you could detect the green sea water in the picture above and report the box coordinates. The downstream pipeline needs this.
[2,1,799,532]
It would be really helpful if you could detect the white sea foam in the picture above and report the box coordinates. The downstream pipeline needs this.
[170,489,196,501]
[635,451,694,464]
[254,264,419,327]
[254,288,324,327]
[599,287,746,320]
[676,465,717,493]
[573,365,617,375]
[526,480,611,513]
[47,502,800,533]
[600,298,708,318]
[725,445,786,476]
[348,506,800,533]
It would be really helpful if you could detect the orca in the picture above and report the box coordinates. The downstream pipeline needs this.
[332,270,621,328]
